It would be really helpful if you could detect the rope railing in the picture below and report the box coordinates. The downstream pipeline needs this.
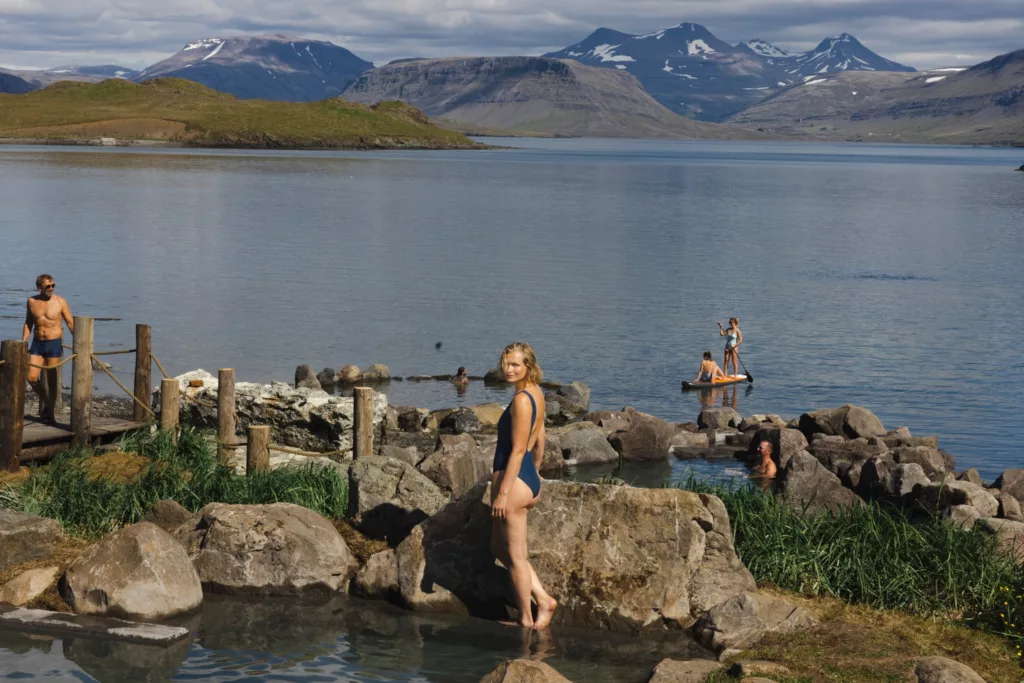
[26,354,76,371]
[90,354,156,419]
[151,353,170,380]
[220,440,348,458]
[62,343,134,357]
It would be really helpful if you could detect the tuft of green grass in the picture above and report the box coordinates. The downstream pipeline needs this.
[676,472,1024,662]
[0,426,349,539]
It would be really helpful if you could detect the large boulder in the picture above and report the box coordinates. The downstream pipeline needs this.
[608,408,675,461]
[479,659,571,683]
[351,549,400,602]
[892,446,952,481]
[418,434,494,497]
[362,364,391,381]
[439,408,482,435]
[176,503,357,595]
[0,509,62,573]
[483,367,507,385]
[348,456,447,544]
[338,364,361,383]
[0,566,61,606]
[857,454,893,498]
[993,469,1024,503]
[393,480,757,631]
[998,492,1024,521]
[693,591,818,651]
[545,381,590,423]
[910,481,999,518]
[316,367,337,390]
[890,463,931,498]
[648,658,723,683]
[777,451,862,515]
[809,437,888,489]
[143,499,193,534]
[977,518,1024,564]
[798,405,885,440]
[549,422,619,466]
[698,408,741,431]
[914,657,985,683]
[942,505,981,529]
[397,408,427,432]
[60,522,202,620]
[169,370,388,453]
[294,364,321,390]
[380,444,419,467]
[469,403,505,427]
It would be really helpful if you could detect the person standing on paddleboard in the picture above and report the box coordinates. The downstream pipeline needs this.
[718,318,743,377]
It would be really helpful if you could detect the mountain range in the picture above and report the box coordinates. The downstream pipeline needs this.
[2,25,1020,145]
[342,56,763,139]
[133,34,373,101]
[543,24,914,120]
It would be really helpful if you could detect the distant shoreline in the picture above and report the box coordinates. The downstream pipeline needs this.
[0,136,495,151]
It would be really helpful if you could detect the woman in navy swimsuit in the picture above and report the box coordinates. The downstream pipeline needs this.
[490,342,557,629]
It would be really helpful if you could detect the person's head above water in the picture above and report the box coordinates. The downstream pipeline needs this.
[757,440,773,457]
[703,351,713,361]
[500,342,543,385]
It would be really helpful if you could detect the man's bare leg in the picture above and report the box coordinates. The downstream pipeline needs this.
[43,357,61,421]
[26,354,49,419]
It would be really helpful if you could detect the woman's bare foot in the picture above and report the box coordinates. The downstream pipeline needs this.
[534,597,558,630]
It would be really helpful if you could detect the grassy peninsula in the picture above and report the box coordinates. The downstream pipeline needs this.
[0,78,484,149]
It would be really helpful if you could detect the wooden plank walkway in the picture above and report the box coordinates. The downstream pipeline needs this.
[21,415,143,461]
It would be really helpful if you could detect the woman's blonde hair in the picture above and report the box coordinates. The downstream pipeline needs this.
[500,342,543,385]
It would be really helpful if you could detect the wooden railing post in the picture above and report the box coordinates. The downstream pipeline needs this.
[159,377,179,439]
[0,340,27,472]
[71,316,94,447]
[353,387,373,458]
[52,365,63,415]
[247,425,270,475]
[133,324,152,423]
[217,368,236,464]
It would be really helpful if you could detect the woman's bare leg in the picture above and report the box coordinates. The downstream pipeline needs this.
[492,474,557,628]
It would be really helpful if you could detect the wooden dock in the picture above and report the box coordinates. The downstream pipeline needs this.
[20,415,143,461]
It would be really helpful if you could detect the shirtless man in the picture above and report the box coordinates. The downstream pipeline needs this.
[752,440,777,479]
[22,274,73,422]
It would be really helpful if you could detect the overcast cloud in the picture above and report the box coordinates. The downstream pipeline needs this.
[1,0,1020,71]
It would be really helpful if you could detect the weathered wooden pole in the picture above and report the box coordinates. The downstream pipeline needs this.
[52,365,63,415]
[246,425,270,475]
[71,316,94,447]
[0,340,27,472]
[217,368,236,464]
[159,377,179,439]
[133,324,152,423]
[353,387,373,458]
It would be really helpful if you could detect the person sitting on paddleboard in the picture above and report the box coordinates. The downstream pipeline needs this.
[718,318,743,377]
[694,351,726,383]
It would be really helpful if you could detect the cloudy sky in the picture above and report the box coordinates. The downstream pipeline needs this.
[1,0,1020,71]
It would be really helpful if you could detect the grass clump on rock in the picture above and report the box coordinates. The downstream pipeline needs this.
[679,474,1024,673]
[0,427,349,539]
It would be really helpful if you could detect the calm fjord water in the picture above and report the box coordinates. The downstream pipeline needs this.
[1,138,1022,486]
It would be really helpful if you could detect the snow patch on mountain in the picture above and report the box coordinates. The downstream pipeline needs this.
[687,39,715,56]
[185,39,223,51]
[202,42,225,60]
[742,39,792,58]
[591,44,635,63]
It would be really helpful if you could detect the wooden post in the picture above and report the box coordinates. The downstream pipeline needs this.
[71,316,94,447]
[159,378,179,439]
[133,324,151,423]
[246,425,270,475]
[0,340,27,472]
[52,365,63,415]
[217,368,236,464]
[353,387,373,458]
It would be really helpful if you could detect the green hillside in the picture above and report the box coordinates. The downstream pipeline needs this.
[0,78,483,149]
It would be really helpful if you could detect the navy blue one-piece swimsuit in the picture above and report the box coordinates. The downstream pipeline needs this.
[492,390,542,498]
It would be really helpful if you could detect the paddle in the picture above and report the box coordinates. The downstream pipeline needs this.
[735,350,754,383]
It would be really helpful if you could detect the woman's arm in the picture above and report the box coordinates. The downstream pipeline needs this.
[492,392,533,519]
[736,329,743,346]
